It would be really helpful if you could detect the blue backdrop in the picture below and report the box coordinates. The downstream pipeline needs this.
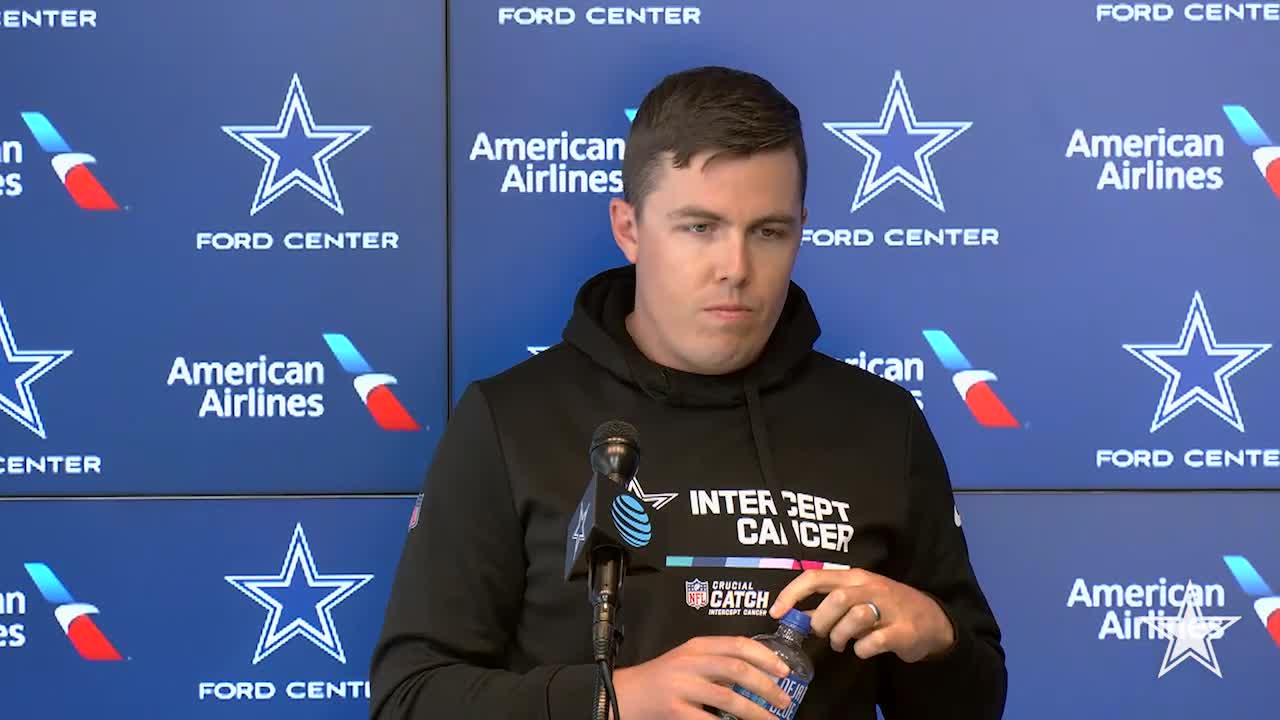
[2,0,1277,716]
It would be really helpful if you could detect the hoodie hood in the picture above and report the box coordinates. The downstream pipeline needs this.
[561,264,822,408]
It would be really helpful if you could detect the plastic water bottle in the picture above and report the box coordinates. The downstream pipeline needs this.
[718,609,815,720]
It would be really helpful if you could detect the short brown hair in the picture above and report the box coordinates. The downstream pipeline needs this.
[622,65,807,214]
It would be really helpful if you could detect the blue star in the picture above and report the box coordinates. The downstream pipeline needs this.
[0,301,71,440]
[1124,292,1270,433]
[225,523,373,665]
[222,74,370,216]
[824,71,971,212]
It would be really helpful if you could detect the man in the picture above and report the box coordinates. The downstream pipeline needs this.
[369,65,1006,719]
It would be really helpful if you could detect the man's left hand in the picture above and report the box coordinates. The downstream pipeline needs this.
[768,569,956,663]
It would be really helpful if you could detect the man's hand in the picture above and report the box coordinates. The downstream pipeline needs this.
[769,569,956,663]
[613,635,794,720]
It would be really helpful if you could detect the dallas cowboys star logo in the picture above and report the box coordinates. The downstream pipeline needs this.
[225,523,374,665]
[824,71,971,213]
[1139,580,1240,678]
[0,301,71,440]
[1124,292,1270,433]
[222,74,370,216]
[571,498,589,558]
[628,475,678,511]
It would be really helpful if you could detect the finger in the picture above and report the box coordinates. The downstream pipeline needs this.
[852,625,897,660]
[769,569,863,619]
[830,602,880,652]
[685,636,790,678]
[686,654,793,712]
[694,679,788,720]
[806,587,865,637]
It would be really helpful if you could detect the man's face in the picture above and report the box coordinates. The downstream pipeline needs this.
[610,147,806,375]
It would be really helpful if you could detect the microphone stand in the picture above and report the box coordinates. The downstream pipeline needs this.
[590,546,626,720]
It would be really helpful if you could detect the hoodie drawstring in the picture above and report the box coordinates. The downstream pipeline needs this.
[744,381,810,567]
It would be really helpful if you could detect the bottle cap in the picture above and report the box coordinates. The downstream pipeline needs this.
[781,608,811,635]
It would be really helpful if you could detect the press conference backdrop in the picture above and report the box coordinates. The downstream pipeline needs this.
[1,0,1276,716]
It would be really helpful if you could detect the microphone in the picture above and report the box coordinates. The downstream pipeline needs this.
[565,420,665,719]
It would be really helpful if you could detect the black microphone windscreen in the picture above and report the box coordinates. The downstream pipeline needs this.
[591,420,639,450]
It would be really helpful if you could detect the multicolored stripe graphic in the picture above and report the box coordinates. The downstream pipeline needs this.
[24,563,124,661]
[1223,555,1280,650]
[19,112,120,211]
[323,333,421,431]
[922,329,1019,428]
[667,556,851,571]
[1223,105,1280,201]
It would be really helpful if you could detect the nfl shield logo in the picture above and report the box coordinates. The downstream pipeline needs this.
[685,579,709,610]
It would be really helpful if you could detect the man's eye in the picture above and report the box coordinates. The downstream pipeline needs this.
[687,223,710,233]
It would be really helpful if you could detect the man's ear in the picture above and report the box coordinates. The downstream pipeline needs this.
[610,197,640,263]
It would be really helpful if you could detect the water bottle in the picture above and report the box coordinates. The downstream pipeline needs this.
[718,609,815,720]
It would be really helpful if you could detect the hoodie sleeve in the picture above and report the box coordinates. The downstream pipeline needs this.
[876,400,1008,720]
[368,382,597,720]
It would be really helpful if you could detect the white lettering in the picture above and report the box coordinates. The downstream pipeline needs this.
[1187,3,1280,21]
[197,682,276,701]
[470,131,625,162]
[1066,128,1224,158]
[738,517,788,546]
[586,7,701,25]
[1185,448,1280,468]
[806,227,1001,248]
[497,7,701,26]
[801,227,875,246]
[167,357,325,386]
[0,591,25,615]
[195,232,273,251]
[1,9,98,29]
[0,455,102,475]
[282,231,400,251]
[195,232,399,251]
[1095,448,1175,468]
[200,680,368,701]
[0,622,25,647]
[794,492,817,521]
[1098,609,1166,639]
[1097,4,1176,22]
[883,227,1000,247]
[1066,577,1225,608]
[1098,448,1280,468]
[196,388,325,419]
[497,7,575,25]
[0,140,20,164]
[842,352,926,382]
[789,520,854,553]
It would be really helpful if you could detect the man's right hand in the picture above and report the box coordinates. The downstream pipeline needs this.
[612,635,793,720]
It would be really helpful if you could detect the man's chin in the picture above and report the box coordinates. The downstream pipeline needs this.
[683,346,763,376]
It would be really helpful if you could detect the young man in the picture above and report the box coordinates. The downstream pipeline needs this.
[369,66,1007,720]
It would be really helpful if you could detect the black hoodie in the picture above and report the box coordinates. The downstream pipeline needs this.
[369,265,1007,719]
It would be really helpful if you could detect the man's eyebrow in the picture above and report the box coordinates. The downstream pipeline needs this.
[667,205,726,221]
[750,213,799,227]
[666,206,797,226]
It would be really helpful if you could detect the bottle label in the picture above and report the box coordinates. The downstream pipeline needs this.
[735,674,810,720]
